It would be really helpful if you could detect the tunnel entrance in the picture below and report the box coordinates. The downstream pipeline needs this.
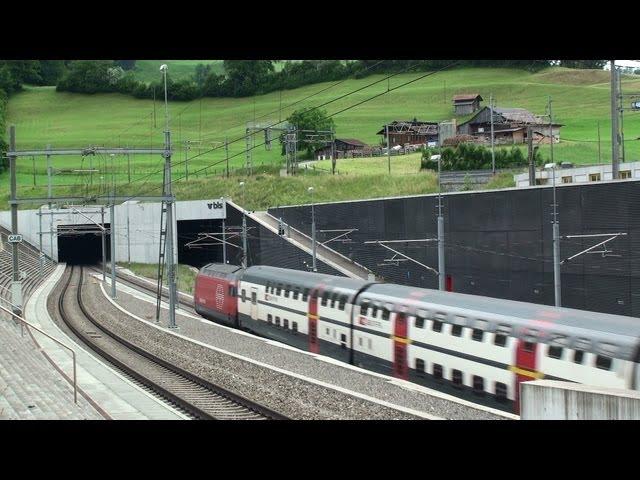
[57,223,111,265]
[177,218,232,269]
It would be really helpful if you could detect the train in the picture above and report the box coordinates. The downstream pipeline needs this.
[194,263,640,414]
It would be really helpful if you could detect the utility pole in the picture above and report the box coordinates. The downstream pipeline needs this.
[127,205,131,265]
[225,137,229,178]
[38,205,44,277]
[127,152,131,183]
[544,161,561,307]
[386,123,391,175]
[308,187,317,272]
[611,60,619,179]
[437,154,445,291]
[548,96,554,164]
[528,126,535,186]
[101,206,106,283]
[222,217,227,264]
[331,130,336,175]
[240,181,247,268]
[9,126,22,315]
[110,202,116,298]
[153,87,157,129]
[618,68,625,163]
[47,144,53,260]
[490,93,496,174]
[597,121,602,163]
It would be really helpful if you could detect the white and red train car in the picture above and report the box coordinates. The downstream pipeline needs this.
[194,263,640,414]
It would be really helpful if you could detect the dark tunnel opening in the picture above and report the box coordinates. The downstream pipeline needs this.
[177,218,229,269]
[57,223,111,265]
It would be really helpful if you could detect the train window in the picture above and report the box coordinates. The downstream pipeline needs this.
[338,295,348,311]
[573,350,584,364]
[284,287,290,298]
[251,292,257,305]
[548,346,563,359]
[415,358,425,376]
[241,289,246,303]
[292,322,298,333]
[360,299,370,314]
[267,314,273,324]
[368,338,372,350]
[293,288,300,300]
[433,364,443,380]
[302,289,310,302]
[451,325,463,337]
[596,355,612,371]
[326,327,330,336]
[472,329,484,342]
[370,305,378,318]
[452,370,463,388]
[494,333,507,347]
[523,341,535,353]
[473,376,484,395]
[321,292,329,307]
[330,293,339,309]
[284,319,289,329]
[340,333,347,349]
[495,382,508,402]
[358,337,363,347]
[276,285,282,295]
[432,320,443,333]
[275,317,281,327]
[381,308,390,321]
[415,316,425,329]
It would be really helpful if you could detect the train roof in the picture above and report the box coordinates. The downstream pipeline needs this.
[242,265,370,293]
[200,263,244,276]
[363,283,640,341]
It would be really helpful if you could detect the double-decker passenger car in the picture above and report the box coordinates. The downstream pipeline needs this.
[194,263,640,413]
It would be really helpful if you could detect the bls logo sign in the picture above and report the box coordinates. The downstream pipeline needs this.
[207,201,223,210]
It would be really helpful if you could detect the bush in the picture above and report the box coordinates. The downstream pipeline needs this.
[419,143,537,171]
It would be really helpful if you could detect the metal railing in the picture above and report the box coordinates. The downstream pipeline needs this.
[0,300,78,404]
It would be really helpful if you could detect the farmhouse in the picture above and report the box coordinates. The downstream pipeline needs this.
[314,138,368,160]
[452,94,483,115]
[457,106,563,145]
[377,119,439,147]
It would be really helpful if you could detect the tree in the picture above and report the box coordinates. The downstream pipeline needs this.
[115,60,136,70]
[559,60,607,70]
[284,108,335,157]
[193,63,212,89]
[222,60,274,96]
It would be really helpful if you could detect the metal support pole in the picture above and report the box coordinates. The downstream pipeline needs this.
[161,65,177,329]
[619,68,625,163]
[309,188,317,272]
[490,94,496,174]
[528,126,535,186]
[110,203,116,298]
[241,183,248,268]
[101,206,106,283]
[437,155,445,291]
[597,121,602,163]
[127,153,131,183]
[47,144,53,260]
[386,124,391,175]
[9,126,22,315]
[549,96,554,164]
[551,166,561,307]
[127,207,131,265]
[611,60,619,179]
[225,137,229,178]
[222,218,227,264]
[38,206,44,277]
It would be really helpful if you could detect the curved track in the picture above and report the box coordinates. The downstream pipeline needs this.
[58,265,287,420]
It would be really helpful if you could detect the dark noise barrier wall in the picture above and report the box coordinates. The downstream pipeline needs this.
[223,205,343,276]
[268,180,640,318]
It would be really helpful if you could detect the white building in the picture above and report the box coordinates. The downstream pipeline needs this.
[514,161,640,188]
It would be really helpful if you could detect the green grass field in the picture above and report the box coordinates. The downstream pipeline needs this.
[121,262,198,294]
[3,66,639,210]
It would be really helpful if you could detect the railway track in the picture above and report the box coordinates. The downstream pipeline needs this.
[58,265,287,420]
[89,265,195,313]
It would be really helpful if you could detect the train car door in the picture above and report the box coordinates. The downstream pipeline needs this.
[514,338,539,414]
[250,287,259,321]
[393,311,409,380]
[308,289,320,354]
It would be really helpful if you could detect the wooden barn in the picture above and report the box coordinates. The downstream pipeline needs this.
[452,94,483,115]
[457,106,563,145]
[315,138,367,160]
[377,119,439,147]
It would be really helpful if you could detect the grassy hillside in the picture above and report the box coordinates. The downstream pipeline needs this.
[3,66,639,209]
